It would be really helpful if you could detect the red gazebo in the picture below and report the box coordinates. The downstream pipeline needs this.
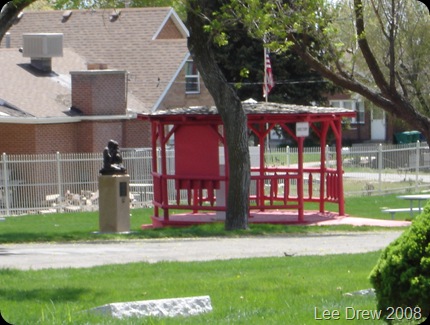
[139,101,355,228]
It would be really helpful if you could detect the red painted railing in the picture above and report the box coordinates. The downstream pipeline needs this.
[152,167,341,217]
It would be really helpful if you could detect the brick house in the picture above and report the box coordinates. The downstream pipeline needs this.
[0,7,214,154]
[328,92,393,145]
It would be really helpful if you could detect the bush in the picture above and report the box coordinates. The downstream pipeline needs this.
[369,202,430,321]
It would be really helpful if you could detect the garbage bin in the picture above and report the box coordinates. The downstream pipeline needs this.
[394,131,421,144]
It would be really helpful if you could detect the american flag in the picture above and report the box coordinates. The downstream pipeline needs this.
[263,51,275,98]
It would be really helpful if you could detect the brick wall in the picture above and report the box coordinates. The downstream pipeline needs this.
[123,119,152,148]
[35,123,78,153]
[0,124,36,154]
[92,121,123,152]
[71,70,127,116]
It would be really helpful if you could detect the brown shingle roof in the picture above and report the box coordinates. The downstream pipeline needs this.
[0,47,146,118]
[0,48,81,117]
[3,7,189,112]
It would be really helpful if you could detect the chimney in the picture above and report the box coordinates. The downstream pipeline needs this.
[87,63,109,70]
[70,69,128,116]
[22,33,63,72]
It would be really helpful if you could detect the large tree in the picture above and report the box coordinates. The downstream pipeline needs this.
[224,0,430,144]
[186,0,250,230]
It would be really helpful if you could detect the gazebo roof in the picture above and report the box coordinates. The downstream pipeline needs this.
[143,101,355,121]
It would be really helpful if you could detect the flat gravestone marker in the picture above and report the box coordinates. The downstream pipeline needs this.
[88,295,212,319]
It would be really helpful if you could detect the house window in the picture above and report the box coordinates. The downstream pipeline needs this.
[185,60,200,94]
[330,99,365,124]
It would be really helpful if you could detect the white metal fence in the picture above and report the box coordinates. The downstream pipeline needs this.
[1,142,430,216]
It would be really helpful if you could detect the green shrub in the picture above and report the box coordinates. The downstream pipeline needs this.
[370,202,430,321]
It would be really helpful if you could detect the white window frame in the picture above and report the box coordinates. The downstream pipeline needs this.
[185,60,200,94]
[330,99,365,124]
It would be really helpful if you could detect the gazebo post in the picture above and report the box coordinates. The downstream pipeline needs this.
[334,119,345,216]
[297,136,305,222]
[319,122,330,213]
[259,123,266,210]
[158,122,169,220]
[151,121,159,218]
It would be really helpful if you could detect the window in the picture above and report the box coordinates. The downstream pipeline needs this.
[185,60,200,94]
[330,99,365,124]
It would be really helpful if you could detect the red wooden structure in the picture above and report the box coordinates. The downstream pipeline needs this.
[139,101,355,227]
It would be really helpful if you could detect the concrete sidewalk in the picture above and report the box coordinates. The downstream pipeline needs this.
[0,231,404,270]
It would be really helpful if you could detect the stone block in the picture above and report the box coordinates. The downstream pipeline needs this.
[88,295,212,319]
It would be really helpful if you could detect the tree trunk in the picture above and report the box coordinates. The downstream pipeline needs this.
[186,1,250,230]
[0,1,32,44]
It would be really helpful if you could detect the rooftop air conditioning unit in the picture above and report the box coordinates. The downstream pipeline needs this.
[22,33,63,58]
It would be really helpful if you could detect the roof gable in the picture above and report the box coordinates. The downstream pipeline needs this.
[153,8,189,40]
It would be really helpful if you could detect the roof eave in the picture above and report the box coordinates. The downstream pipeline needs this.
[0,113,138,125]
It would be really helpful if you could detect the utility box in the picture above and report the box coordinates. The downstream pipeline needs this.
[22,33,63,58]
[98,174,130,233]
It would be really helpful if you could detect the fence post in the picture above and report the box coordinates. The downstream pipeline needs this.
[56,152,63,201]
[2,153,11,215]
[378,144,383,193]
[325,145,330,165]
[286,146,290,166]
[415,141,420,190]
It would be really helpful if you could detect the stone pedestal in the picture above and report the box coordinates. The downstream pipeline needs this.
[98,174,130,233]
[215,164,226,220]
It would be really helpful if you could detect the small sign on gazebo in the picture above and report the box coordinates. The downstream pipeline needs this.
[296,122,310,137]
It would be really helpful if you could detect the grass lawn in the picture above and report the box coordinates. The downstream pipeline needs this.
[3,252,421,325]
[0,193,416,244]
[1,194,426,324]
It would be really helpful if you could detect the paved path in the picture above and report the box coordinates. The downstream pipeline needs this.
[0,231,404,270]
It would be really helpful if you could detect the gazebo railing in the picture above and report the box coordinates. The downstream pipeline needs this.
[250,167,301,210]
[152,167,341,217]
[325,168,341,202]
[250,167,341,210]
[152,173,227,214]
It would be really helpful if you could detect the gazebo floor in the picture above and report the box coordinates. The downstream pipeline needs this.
[142,210,411,229]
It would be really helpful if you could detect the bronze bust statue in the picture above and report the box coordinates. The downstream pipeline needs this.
[100,140,127,175]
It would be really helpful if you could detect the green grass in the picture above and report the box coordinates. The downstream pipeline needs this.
[0,193,415,244]
[3,252,420,325]
[0,194,426,324]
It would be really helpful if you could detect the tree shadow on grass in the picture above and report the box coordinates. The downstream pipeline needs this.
[0,287,88,303]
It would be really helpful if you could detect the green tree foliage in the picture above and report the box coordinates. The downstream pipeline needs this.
[214,22,339,105]
[369,203,430,320]
[223,0,430,145]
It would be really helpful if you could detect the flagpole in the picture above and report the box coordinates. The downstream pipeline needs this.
[264,46,270,151]
[264,46,268,103]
